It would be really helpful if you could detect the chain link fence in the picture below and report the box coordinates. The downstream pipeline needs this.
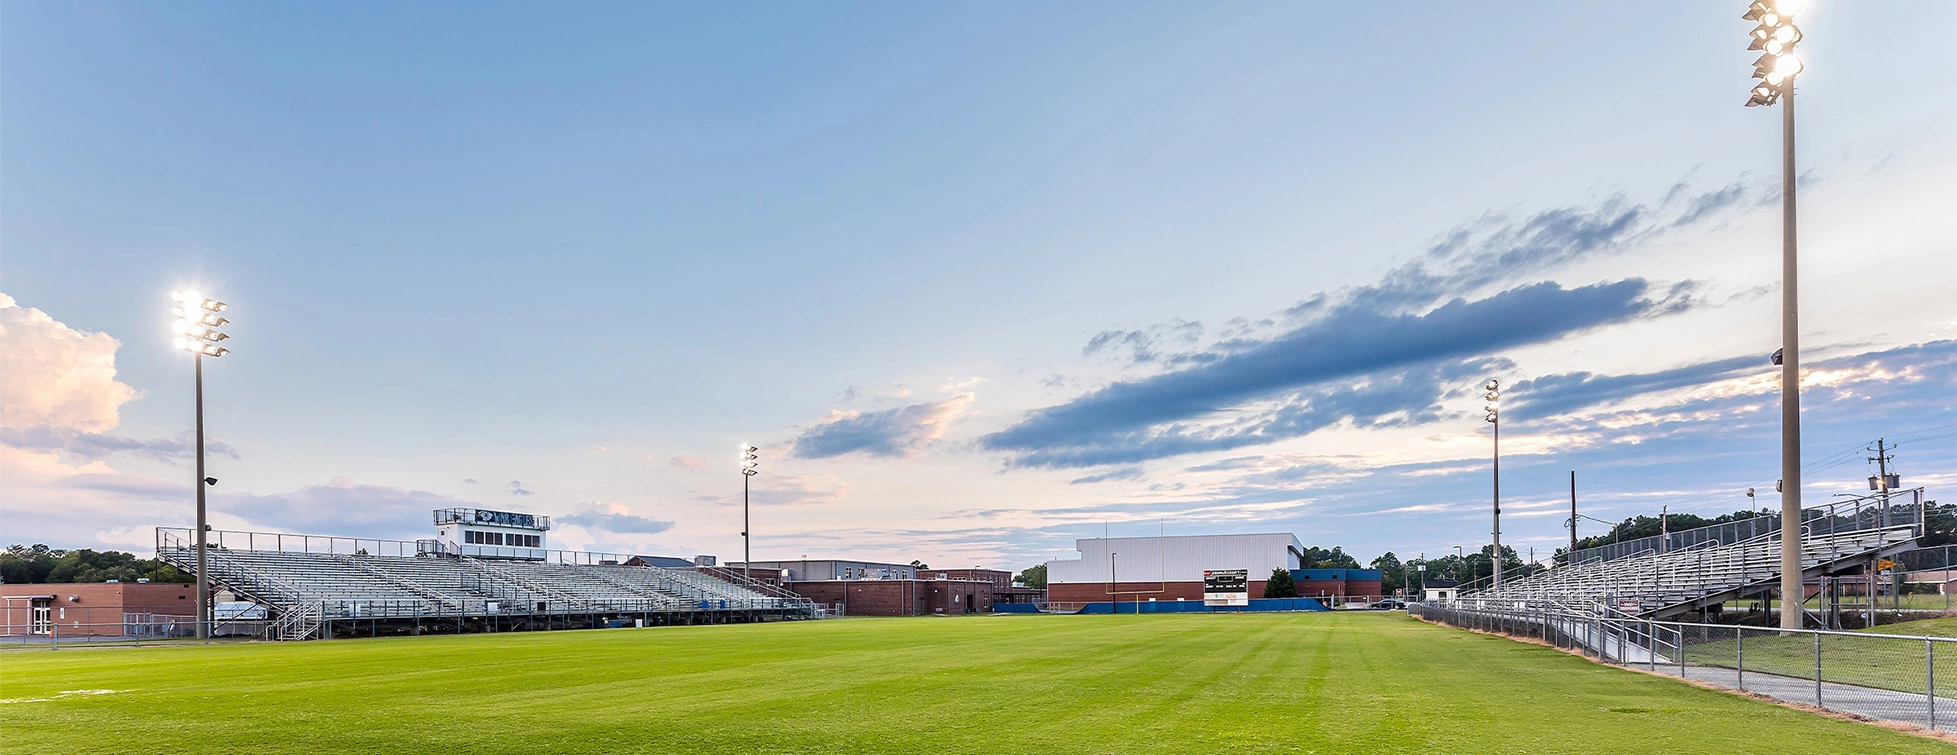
[1413,602,1955,733]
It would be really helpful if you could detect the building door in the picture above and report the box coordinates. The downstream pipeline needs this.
[30,599,52,635]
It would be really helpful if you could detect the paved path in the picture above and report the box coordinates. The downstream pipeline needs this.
[1651,664,1955,732]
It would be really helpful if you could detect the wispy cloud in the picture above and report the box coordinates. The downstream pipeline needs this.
[792,393,975,459]
[508,480,535,496]
[0,426,239,463]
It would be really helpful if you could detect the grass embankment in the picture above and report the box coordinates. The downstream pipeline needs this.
[1,613,1942,754]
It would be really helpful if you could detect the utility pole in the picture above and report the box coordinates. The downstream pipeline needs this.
[1661,505,1669,554]
[1569,471,1578,561]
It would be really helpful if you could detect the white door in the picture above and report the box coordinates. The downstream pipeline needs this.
[30,601,52,635]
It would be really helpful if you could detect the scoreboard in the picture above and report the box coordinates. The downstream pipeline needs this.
[1204,569,1249,606]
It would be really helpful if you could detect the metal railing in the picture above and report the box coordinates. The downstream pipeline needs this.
[1413,601,1956,733]
[1571,489,1926,564]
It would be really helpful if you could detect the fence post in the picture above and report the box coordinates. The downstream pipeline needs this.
[1736,626,1744,691]
[1813,632,1823,707]
[1647,620,1657,673]
[1929,640,1937,731]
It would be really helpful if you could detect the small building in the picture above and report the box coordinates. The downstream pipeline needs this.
[993,586,1046,606]
[914,567,1011,588]
[1291,569,1384,601]
[624,555,697,568]
[2,582,197,638]
[783,579,994,616]
[727,559,917,582]
[1422,579,1460,602]
[432,508,550,560]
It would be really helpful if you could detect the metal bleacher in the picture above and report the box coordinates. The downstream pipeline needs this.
[1462,492,1925,619]
[156,528,817,640]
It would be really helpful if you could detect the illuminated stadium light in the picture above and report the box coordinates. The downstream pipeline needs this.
[1742,1,1810,629]
[170,289,234,639]
[1482,379,1502,590]
[741,444,759,581]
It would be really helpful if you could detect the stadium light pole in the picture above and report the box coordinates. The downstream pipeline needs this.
[1483,379,1502,590]
[172,291,231,640]
[1741,0,1807,631]
[741,445,759,583]
[1453,545,1465,583]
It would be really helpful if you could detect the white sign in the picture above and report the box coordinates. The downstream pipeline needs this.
[1204,569,1249,606]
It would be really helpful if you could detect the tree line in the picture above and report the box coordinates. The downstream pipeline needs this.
[1,544,194,585]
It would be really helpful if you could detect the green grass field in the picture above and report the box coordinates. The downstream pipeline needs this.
[1,612,1945,754]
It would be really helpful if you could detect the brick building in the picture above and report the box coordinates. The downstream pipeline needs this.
[1292,569,1384,601]
[913,567,1011,588]
[1,581,197,637]
[783,578,993,616]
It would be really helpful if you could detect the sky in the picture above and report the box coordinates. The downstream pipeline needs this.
[3,2,1954,574]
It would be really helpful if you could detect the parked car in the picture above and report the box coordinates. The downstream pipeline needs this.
[1369,599,1407,610]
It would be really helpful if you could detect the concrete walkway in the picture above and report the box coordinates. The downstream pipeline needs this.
[1651,664,1955,732]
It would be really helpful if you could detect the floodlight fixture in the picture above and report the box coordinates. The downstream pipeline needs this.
[169,290,234,640]
[1742,1,1809,630]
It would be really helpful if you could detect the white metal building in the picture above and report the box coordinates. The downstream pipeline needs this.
[1046,533,1304,586]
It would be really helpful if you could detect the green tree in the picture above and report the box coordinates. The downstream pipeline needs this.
[1015,564,1047,589]
[1263,568,1297,599]
[1300,546,1359,569]
[2,544,193,584]
[1370,552,1405,595]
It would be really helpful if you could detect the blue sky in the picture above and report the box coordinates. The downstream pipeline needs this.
[3,2,1953,570]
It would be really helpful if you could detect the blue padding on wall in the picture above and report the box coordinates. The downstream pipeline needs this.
[1071,598,1329,614]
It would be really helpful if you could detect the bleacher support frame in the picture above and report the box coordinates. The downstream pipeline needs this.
[1459,491,1926,625]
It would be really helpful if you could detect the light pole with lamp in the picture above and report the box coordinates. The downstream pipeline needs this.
[1741,0,1807,630]
[171,291,231,640]
[740,445,758,583]
[1483,379,1502,590]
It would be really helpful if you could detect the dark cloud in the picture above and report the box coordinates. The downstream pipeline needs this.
[507,480,534,496]
[0,426,239,462]
[983,180,1756,469]
[986,281,1659,467]
[1507,355,1766,421]
[791,395,972,459]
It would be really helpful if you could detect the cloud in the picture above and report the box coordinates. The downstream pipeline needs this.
[667,456,705,471]
[555,501,675,535]
[1069,467,1145,485]
[0,426,239,463]
[979,179,1760,470]
[986,281,1666,467]
[1507,355,1766,421]
[1084,319,1205,364]
[462,478,479,484]
[691,471,850,508]
[791,393,975,459]
[0,293,141,434]
[507,480,534,496]
[211,477,484,539]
